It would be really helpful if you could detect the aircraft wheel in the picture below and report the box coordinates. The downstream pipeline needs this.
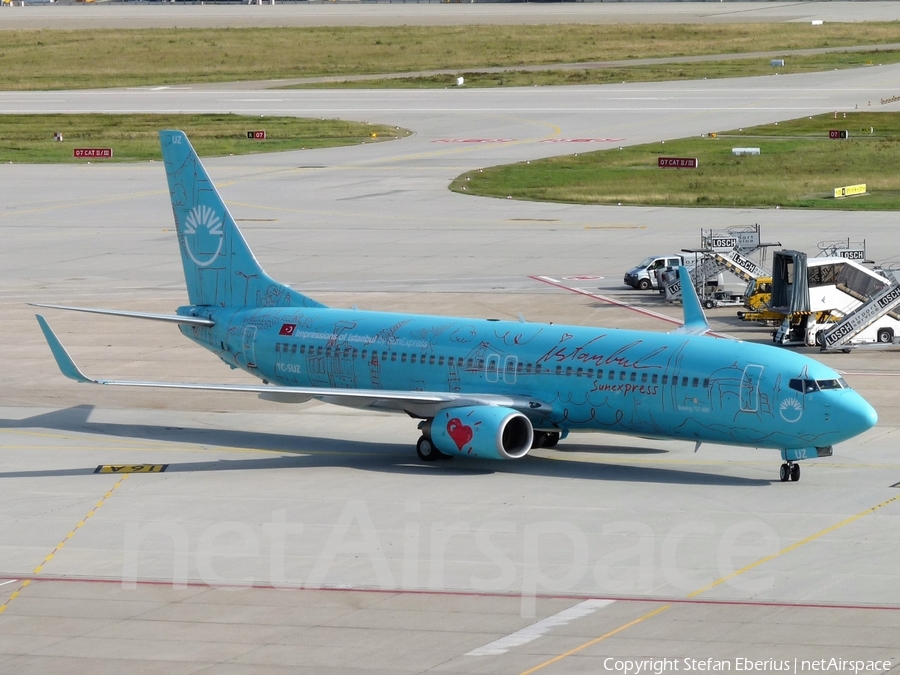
[531,431,548,449]
[779,463,790,482]
[543,432,561,449]
[790,463,801,482]
[416,436,439,462]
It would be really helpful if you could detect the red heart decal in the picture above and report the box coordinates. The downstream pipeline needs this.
[446,418,474,451]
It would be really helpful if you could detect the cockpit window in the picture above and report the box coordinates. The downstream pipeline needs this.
[790,378,845,393]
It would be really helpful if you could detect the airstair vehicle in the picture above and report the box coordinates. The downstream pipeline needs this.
[661,225,776,307]
[770,251,900,349]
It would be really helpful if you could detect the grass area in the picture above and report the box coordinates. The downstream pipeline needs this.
[450,112,900,211]
[296,50,900,89]
[1,23,899,90]
[0,114,409,163]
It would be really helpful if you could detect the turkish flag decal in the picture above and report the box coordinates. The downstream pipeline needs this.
[279,323,296,336]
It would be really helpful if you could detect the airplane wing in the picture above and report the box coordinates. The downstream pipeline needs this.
[35,315,554,419]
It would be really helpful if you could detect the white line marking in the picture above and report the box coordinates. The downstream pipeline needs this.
[0,579,19,588]
[465,599,615,656]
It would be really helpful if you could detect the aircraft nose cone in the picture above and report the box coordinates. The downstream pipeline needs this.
[840,394,878,439]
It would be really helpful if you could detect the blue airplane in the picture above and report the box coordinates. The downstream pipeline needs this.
[34,130,878,482]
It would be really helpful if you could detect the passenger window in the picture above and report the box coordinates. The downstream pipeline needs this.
[438,356,445,366]
[300,345,306,354]
[703,378,709,388]
[429,355,435,365]
[597,369,603,378]
[652,374,658,384]
[620,371,626,381]
[391,353,398,362]
[587,368,593,378]
[275,343,281,353]
[682,377,688,387]
[609,370,615,381]
[662,375,668,385]
[317,346,324,356]
[630,372,636,382]
[361,349,367,360]
[641,373,648,383]
[404,354,410,363]
[466,359,474,369]
[566,367,573,377]
[382,351,388,361]
[556,366,562,375]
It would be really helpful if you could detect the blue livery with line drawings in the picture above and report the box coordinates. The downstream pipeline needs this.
[34,131,878,482]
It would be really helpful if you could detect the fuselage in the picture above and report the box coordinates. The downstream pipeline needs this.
[178,305,877,453]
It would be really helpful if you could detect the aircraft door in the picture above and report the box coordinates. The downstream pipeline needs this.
[504,356,518,385]
[485,354,500,383]
[740,364,764,412]
[242,325,258,369]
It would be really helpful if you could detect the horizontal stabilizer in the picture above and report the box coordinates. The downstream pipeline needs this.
[30,303,214,327]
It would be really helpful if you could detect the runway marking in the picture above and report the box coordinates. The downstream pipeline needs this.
[689,491,900,598]
[466,599,614,656]
[519,492,900,673]
[0,579,18,588]
[518,604,671,675]
[0,475,129,616]
[94,464,168,474]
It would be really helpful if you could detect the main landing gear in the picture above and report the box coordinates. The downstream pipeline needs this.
[779,462,801,482]
[416,436,451,462]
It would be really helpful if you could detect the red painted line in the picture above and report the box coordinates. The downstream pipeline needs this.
[2,575,898,612]
[530,276,731,339]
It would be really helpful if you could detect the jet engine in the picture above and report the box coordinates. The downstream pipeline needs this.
[428,406,533,460]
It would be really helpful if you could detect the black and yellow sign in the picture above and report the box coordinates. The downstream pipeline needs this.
[94,464,168,474]
[834,183,866,198]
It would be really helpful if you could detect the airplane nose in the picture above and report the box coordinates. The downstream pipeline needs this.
[839,393,878,439]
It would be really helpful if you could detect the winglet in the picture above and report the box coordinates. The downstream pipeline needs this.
[674,266,711,336]
[35,315,95,384]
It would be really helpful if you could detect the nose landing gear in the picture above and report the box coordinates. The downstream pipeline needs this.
[779,462,801,482]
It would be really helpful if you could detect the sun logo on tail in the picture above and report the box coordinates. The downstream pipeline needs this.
[182,204,224,267]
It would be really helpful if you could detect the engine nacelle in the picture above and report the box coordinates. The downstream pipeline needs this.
[429,406,533,460]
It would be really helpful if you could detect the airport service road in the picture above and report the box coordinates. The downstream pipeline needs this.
[1,2,899,31]
[2,70,900,672]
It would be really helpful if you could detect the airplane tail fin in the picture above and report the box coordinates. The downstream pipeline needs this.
[159,130,325,309]
[673,265,711,336]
